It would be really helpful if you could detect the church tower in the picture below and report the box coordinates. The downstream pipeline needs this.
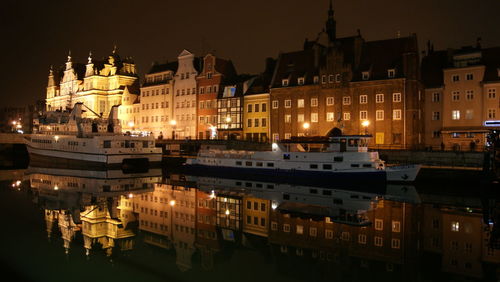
[325,0,336,42]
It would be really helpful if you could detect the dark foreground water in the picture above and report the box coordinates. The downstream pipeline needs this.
[0,165,499,282]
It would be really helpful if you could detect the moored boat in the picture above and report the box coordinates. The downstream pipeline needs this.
[184,135,421,183]
[25,103,162,170]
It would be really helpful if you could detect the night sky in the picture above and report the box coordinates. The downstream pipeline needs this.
[2,0,499,107]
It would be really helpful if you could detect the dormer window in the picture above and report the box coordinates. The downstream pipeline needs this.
[388,69,395,78]
[207,72,212,79]
[362,71,370,80]
[282,79,289,87]
[313,76,319,84]
[297,77,304,85]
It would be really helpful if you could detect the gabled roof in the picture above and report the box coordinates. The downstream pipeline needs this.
[270,48,320,88]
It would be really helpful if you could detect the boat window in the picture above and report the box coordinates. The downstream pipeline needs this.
[309,189,318,194]
[267,162,274,167]
[348,139,358,147]
[130,142,135,148]
[236,161,242,166]
[283,154,290,160]
[333,198,343,204]
[245,182,252,187]
[103,141,111,148]
[323,164,332,170]
[363,164,372,168]
[143,141,149,148]
[245,161,252,166]
[310,164,318,169]
[283,194,290,200]
[350,195,359,199]
[256,162,263,167]
[322,190,332,196]
[256,183,263,188]
[236,182,242,186]
[267,184,274,189]
[334,156,343,162]
[351,164,360,168]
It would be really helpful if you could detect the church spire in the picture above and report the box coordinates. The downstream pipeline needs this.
[65,50,73,70]
[87,51,92,64]
[326,0,336,42]
[48,65,55,87]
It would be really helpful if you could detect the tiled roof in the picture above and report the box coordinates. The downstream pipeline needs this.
[270,48,320,88]
[482,47,500,82]
[147,61,178,74]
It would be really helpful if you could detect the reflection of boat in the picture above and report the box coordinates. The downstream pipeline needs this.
[25,103,162,169]
[185,136,420,183]
[186,174,419,226]
[29,166,160,256]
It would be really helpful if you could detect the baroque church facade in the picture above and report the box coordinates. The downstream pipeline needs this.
[45,48,139,118]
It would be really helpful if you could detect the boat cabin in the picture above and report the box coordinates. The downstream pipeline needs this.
[275,135,371,153]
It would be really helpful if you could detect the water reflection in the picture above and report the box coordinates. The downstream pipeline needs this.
[3,166,500,281]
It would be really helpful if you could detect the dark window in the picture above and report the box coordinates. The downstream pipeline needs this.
[333,198,343,204]
[267,184,274,189]
[283,194,290,200]
[267,162,274,167]
[256,183,263,188]
[310,189,318,194]
[323,190,332,196]
[102,185,111,192]
[245,161,252,166]
[142,141,149,148]
[103,141,111,148]
[323,164,332,170]
[245,182,252,187]
[236,161,242,165]
[236,181,242,186]
[351,164,360,168]
[256,162,263,167]
[247,201,251,209]
[283,154,290,160]
[363,164,372,168]
[247,215,251,224]
[334,156,343,162]
[261,203,266,211]
[310,164,318,169]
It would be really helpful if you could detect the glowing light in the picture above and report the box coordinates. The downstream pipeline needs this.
[16,124,22,129]
[15,180,21,186]
[54,185,59,190]
[170,120,177,126]
[362,120,370,127]
[272,143,278,150]
[128,121,135,127]
[225,116,232,123]
[225,209,230,215]
[12,121,17,125]
[209,190,216,199]
[128,193,134,199]
[303,122,310,129]
[271,201,278,210]
[169,200,176,206]
[54,135,59,141]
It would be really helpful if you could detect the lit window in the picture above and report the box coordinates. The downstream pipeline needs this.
[283,224,290,232]
[393,93,401,102]
[298,77,304,85]
[326,97,334,105]
[358,234,367,244]
[296,225,304,234]
[375,94,384,103]
[343,96,351,105]
[311,113,318,122]
[374,236,383,247]
[388,69,396,78]
[326,112,334,122]
[360,111,368,120]
[392,221,400,232]
[391,238,400,249]
[362,71,370,80]
[359,95,368,104]
[393,109,402,120]
[375,219,383,230]
[282,79,289,87]
[325,229,333,239]
[272,100,279,109]
[311,98,318,107]
[285,100,291,108]
[432,92,440,102]
[451,221,460,232]
[328,74,334,83]
[285,115,291,123]
[465,109,473,120]
[343,112,351,121]
[297,114,304,122]
[376,110,384,121]
[451,110,460,120]
[297,99,304,108]
[432,111,440,120]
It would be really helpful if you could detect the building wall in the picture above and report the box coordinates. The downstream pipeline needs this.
[242,196,270,237]
[243,93,270,142]
[196,54,222,139]
[173,50,198,139]
[423,88,444,149]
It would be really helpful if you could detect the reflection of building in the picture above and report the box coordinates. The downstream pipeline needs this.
[46,48,139,118]
[216,193,242,241]
[196,54,237,139]
[195,189,219,270]
[421,193,500,279]
[242,196,270,238]
[422,44,500,151]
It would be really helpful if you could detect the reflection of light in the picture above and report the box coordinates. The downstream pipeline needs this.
[54,185,59,190]
[170,120,177,126]
[47,126,51,130]
[17,130,23,134]
[15,180,21,186]
[271,201,278,210]
[12,121,17,125]
[16,124,22,129]
[128,193,133,199]
[11,183,15,188]
[169,200,176,206]
[225,209,230,215]
[54,135,59,141]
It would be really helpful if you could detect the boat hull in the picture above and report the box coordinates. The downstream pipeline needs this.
[182,164,387,191]
[27,146,162,170]
[386,164,421,182]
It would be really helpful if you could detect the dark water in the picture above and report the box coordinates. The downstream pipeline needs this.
[1,166,499,282]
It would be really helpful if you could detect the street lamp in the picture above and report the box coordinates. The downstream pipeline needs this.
[128,121,135,131]
[361,120,370,135]
[170,120,177,139]
[303,122,310,136]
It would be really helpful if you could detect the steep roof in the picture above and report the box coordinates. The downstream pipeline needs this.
[482,47,500,82]
[270,48,319,88]
[147,61,178,74]
[421,50,448,88]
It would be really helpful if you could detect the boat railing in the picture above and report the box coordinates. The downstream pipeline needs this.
[198,149,254,159]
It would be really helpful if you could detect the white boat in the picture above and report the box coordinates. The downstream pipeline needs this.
[25,103,162,169]
[184,135,421,183]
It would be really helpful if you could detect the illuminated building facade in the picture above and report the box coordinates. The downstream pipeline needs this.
[46,48,139,118]
[137,62,177,137]
[269,3,422,148]
[422,44,500,150]
[172,50,201,139]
